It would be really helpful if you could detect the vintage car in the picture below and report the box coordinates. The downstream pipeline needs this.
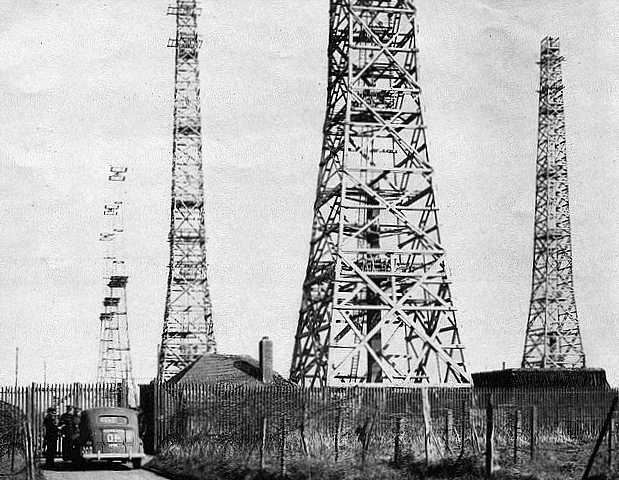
[76,406,145,468]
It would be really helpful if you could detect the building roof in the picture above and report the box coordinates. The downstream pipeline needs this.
[472,368,610,389]
[169,353,296,387]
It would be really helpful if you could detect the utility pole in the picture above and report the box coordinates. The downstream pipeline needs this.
[14,347,18,388]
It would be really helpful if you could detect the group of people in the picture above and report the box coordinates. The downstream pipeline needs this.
[42,405,82,466]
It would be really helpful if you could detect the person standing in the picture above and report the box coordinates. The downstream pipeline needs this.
[59,405,74,461]
[71,407,82,459]
[43,407,59,467]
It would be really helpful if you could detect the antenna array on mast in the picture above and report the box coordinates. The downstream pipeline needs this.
[97,166,137,398]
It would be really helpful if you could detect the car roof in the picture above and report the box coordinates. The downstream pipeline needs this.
[82,407,137,418]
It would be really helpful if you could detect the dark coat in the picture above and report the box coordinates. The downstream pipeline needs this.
[60,412,75,436]
[44,413,59,439]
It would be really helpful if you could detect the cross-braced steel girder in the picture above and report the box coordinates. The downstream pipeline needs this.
[158,0,216,382]
[290,0,470,387]
[522,38,585,369]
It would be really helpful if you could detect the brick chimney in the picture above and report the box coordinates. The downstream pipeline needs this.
[259,337,273,384]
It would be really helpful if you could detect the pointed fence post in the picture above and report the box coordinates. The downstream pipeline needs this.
[583,395,619,480]
[421,388,433,467]
[10,420,16,473]
[460,400,467,457]
[22,422,29,480]
[485,394,494,478]
[609,415,614,474]
[334,406,341,463]
[530,405,537,459]
[445,409,453,454]
[26,420,35,480]
[280,416,286,477]
[513,408,519,463]
[120,379,128,408]
[260,416,267,470]
[394,416,402,466]
[28,384,36,458]
[300,400,308,456]
[153,381,160,452]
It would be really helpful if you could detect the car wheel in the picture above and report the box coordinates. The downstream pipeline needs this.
[131,459,142,469]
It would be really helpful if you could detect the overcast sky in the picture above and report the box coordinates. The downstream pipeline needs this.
[1,0,619,386]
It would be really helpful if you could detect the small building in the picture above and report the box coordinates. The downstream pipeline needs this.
[159,338,298,443]
[472,368,610,389]
[168,337,295,387]
[169,353,292,386]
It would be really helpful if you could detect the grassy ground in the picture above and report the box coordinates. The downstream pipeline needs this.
[146,438,619,480]
[147,453,484,480]
[0,401,37,480]
[145,421,619,480]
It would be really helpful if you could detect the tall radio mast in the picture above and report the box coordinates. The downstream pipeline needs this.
[522,37,585,369]
[290,0,469,386]
[158,0,216,382]
[97,166,137,404]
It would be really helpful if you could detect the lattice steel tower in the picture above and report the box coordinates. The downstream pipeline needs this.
[97,166,136,392]
[290,0,469,387]
[159,0,216,382]
[522,37,585,369]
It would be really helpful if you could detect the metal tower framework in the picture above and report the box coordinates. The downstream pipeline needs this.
[522,37,585,369]
[97,166,137,392]
[290,0,469,387]
[159,0,216,382]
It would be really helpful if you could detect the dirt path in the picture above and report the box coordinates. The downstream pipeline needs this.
[40,458,167,480]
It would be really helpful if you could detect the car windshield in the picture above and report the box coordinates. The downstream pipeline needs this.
[98,415,128,425]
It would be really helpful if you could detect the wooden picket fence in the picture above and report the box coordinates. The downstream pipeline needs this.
[0,381,616,469]
[0,383,129,457]
[0,400,37,479]
[145,383,616,457]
